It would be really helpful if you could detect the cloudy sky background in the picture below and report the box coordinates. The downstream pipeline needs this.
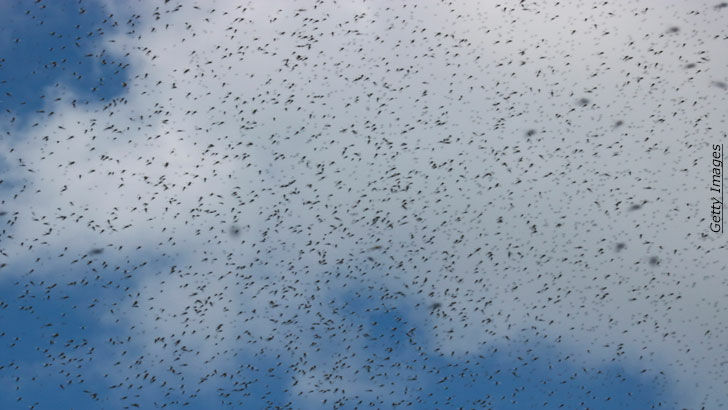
[1,0,726,408]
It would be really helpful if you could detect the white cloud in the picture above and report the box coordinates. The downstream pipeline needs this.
[1,0,726,407]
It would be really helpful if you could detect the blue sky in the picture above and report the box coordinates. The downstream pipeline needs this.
[1,0,726,409]
[0,0,128,125]
[0,275,672,409]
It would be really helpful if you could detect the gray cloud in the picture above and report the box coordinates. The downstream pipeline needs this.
[1,0,726,407]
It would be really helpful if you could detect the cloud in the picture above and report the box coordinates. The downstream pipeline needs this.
[1,0,726,407]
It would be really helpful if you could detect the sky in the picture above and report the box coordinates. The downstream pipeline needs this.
[0,0,726,409]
